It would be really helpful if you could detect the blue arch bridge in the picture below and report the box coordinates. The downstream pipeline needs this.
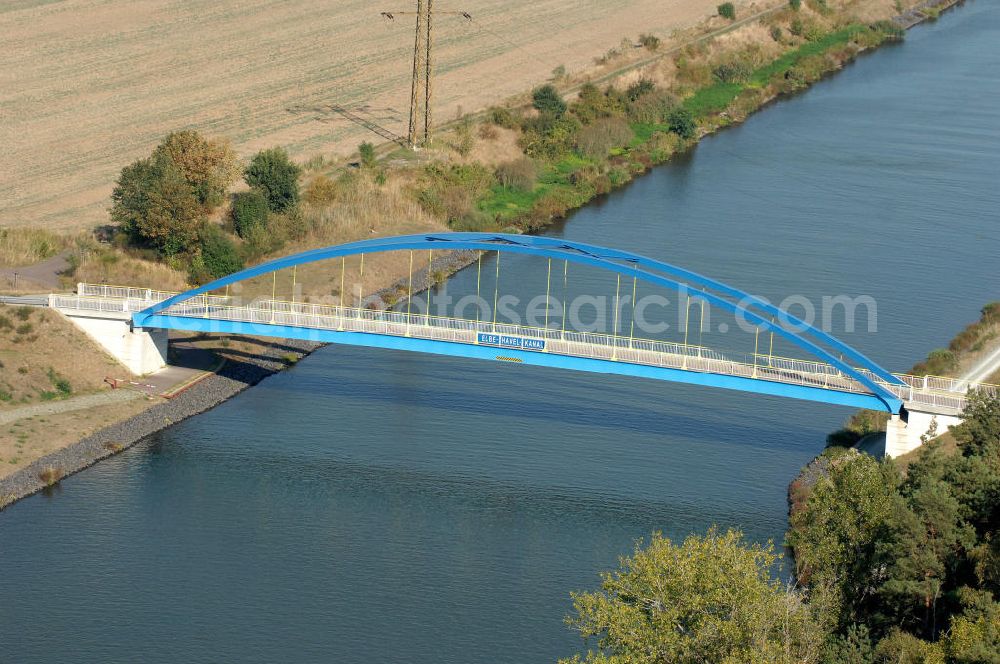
[50,233,997,457]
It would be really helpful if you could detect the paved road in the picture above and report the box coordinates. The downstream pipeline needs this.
[0,294,48,306]
[0,390,142,426]
[0,251,70,291]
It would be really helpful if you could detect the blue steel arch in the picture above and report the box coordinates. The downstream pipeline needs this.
[134,233,903,412]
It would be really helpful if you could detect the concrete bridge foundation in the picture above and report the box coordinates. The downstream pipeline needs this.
[52,300,168,375]
[885,408,964,458]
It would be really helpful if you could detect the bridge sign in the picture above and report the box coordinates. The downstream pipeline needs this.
[477,333,546,351]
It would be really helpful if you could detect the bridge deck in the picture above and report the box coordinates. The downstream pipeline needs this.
[54,285,998,416]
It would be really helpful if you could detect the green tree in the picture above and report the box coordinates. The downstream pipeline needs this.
[945,590,1000,663]
[111,152,203,256]
[787,450,900,632]
[873,628,945,663]
[245,147,302,213]
[718,2,736,20]
[532,84,567,117]
[821,623,875,664]
[359,142,377,169]
[231,190,270,238]
[154,130,240,209]
[880,458,975,640]
[667,107,697,139]
[562,529,823,664]
[954,391,1000,459]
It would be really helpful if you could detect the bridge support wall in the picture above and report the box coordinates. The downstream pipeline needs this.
[885,409,964,458]
[58,311,167,375]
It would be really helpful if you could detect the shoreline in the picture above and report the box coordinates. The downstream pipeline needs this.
[0,0,966,513]
[0,339,319,510]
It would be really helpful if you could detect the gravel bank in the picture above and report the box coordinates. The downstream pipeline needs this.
[0,339,320,510]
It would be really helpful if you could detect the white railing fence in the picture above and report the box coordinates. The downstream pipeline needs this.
[59,283,998,414]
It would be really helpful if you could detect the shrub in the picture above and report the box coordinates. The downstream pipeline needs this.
[14,306,32,321]
[239,223,282,263]
[576,117,634,158]
[532,84,566,116]
[638,33,661,51]
[770,25,783,42]
[495,158,537,192]
[46,368,71,396]
[231,190,269,238]
[478,124,499,140]
[713,58,754,84]
[909,348,957,377]
[0,315,10,330]
[454,119,474,157]
[572,83,627,124]
[717,2,736,20]
[245,147,302,213]
[15,323,32,335]
[449,210,495,232]
[418,163,493,223]
[667,107,697,139]
[626,78,656,102]
[487,106,517,129]
[519,115,581,160]
[870,20,905,39]
[627,90,678,124]
[198,224,243,280]
[38,466,64,486]
[790,18,805,36]
[648,131,683,163]
[358,142,377,168]
[789,0,801,9]
[608,167,631,187]
[808,0,830,15]
[303,175,338,207]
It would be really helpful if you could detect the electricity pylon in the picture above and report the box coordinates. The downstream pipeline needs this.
[382,3,471,148]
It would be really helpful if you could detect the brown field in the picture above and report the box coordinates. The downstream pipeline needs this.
[2,0,738,231]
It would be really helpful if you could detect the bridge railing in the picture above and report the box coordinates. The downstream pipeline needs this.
[65,285,998,412]
[49,294,148,314]
[157,298,873,398]
[77,283,180,303]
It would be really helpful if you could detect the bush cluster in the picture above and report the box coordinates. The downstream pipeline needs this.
[576,118,634,159]
[495,158,537,192]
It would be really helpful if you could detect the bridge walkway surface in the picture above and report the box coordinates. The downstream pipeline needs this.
[50,285,1000,418]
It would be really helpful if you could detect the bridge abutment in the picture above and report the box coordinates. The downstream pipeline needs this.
[885,408,964,458]
[52,301,168,375]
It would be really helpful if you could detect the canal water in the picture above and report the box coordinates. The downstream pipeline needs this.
[2,4,998,662]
